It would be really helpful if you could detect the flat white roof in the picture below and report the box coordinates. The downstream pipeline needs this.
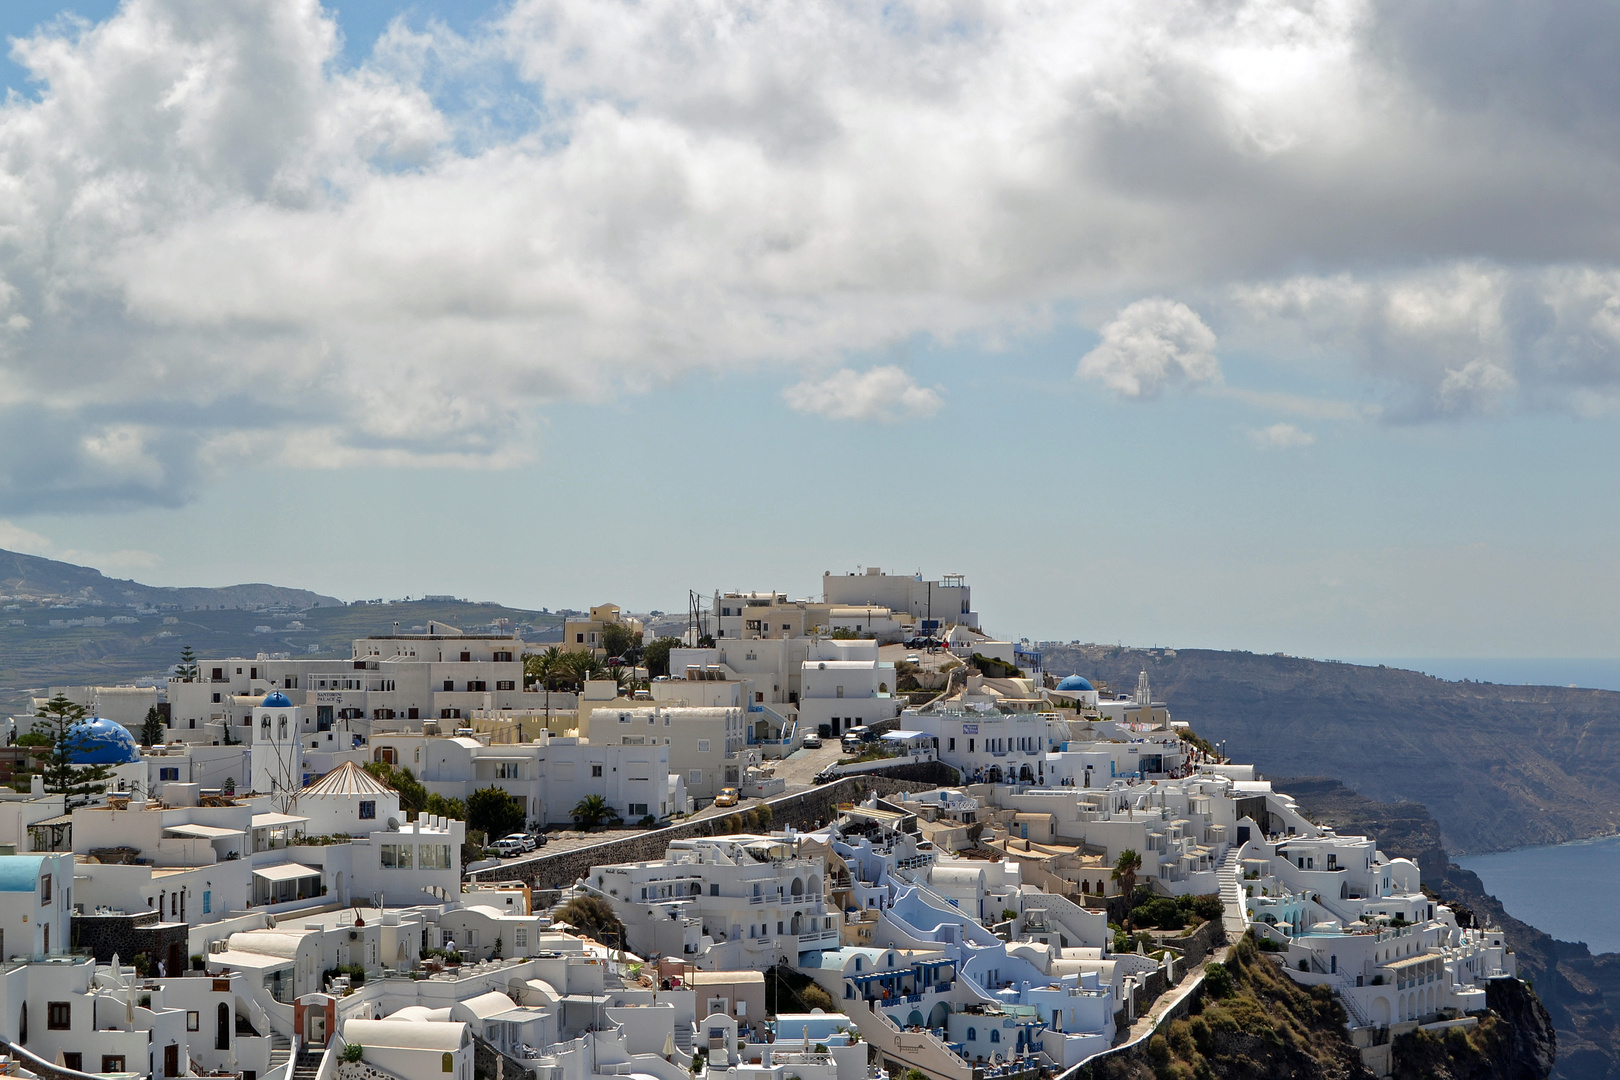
[252,813,310,828]
[208,950,295,972]
[165,824,244,839]
[251,863,322,882]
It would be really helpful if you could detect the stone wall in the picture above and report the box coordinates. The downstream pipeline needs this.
[470,775,940,889]
[73,911,190,969]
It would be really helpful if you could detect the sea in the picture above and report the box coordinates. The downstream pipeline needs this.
[1349,657,1620,953]
[1456,835,1620,955]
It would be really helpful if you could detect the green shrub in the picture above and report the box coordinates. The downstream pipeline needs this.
[1202,962,1234,999]
[342,1043,364,1063]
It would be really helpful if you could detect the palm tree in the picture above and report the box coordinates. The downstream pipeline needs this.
[606,665,629,694]
[525,647,565,691]
[572,794,623,830]
[1111,848,1142,905]
[565,651,602,691]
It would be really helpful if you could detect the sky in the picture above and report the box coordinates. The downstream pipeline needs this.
[2,0,1620,660]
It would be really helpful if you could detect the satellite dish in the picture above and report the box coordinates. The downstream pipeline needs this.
[386,818,400,831]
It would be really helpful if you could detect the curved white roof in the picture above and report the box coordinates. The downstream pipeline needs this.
[226,931,308,959]
[385,1006,452,1023]
[452,992,516,1021]
[343,1019,469,1051]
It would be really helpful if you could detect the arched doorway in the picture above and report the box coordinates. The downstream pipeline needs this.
[928,1002,950,1029]
[907,1010,924,1027]
[1373,997,1390,1026]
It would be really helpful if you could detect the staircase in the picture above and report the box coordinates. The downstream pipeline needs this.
[1217,849,1248,937]
[268,1035,291,1078]
[674,1021,696,1057]
[292,1050,322,1080]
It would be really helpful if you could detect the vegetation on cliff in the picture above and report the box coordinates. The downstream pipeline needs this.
[1088,933,1373,1080]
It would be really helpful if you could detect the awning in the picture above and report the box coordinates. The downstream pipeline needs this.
[33,814,74,828]
[251,863,322,883]
[252,813,309,829]
[1381,953,1438,971]
[207,950,295,972]
[165,824,243,839]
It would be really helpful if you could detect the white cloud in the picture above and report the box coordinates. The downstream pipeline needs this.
[0,518,156,570]
[0,0,1618,507]
[1248,422,1316,449]
[782,366,943,421]
[1077,299,1221,398]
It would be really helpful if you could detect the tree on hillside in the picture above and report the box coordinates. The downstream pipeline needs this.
[601,622,643,660]
[363,761,427,820]
[32,694,114,808]
[571,794,623,831]
[139,706,166,748]
[1112,849,1142,923]
[643,636,681,678]
[424,792,467,821]
[175,646,199,681]
[468,786,526,839]
[554,895,625,948]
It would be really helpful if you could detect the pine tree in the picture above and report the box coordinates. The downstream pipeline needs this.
[139,706,167,748]
[176,645,199,681]
[32,694,115,808]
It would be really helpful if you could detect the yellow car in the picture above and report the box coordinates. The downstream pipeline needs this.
[714,788,740,807]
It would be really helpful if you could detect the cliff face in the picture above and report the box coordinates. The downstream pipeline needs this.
[1088,935,1375,1080]
[1275,777,1597,1080]
[1041,644,1620,855]
[1085,934,1552,1080]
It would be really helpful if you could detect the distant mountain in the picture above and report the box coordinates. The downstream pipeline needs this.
[1042,644,1620,856]
[0,548,341,610]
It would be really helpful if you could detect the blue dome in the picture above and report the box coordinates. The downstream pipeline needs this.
[66,717,141,765]
[1055,675,1095,692]
[261,691,293,708]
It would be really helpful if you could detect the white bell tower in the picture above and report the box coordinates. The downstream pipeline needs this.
[251,691,305,812]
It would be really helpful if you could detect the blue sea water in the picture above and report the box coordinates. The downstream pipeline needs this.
[1456,834,1620,955]
[1345,657,1620,692]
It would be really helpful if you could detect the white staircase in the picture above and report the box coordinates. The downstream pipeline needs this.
[268,1034,291,1077]
[1217,848,1248,937]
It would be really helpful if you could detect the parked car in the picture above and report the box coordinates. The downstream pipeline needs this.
[904,654,920,664]
[493,836,526,857]
[714,788,740,807]
[845,725,872,742]
[802,733,822,748]
[501,832,537,853]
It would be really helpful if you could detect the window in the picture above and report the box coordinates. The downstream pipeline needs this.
[102,1058,125,1073]
[160,767,180,781]
[836,686,844,698]
[359,801,376,820]
[203,890,211,914]
[47,1002,69,1030]
[591,765,603,778]
[62,1055,81,1072]
[442,1053,454,1074]
[990,1031,1000,1044]
[697,740,710,753]
[949,738,956,751]
[576,633,585,643]
[187,1012,200,1032]
[496,681,515,692]
[443,680,455,692]
[690,770,703,785]
[514,929,527,949]
[40,874,50,904]
[967,1027,977,1041]
[710,884,719,896]
[460,651,471,662]
[212,693,221,703]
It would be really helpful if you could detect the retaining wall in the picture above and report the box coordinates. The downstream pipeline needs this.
[470,775,940,889]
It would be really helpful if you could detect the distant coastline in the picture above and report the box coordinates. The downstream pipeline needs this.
[1344,656,1620,692]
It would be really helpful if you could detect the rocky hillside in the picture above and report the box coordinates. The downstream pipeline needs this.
[1041,644,1620,855]
[0,548,341,609]
[1276,777,1589,1080]
[1090,933,1553,1080]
